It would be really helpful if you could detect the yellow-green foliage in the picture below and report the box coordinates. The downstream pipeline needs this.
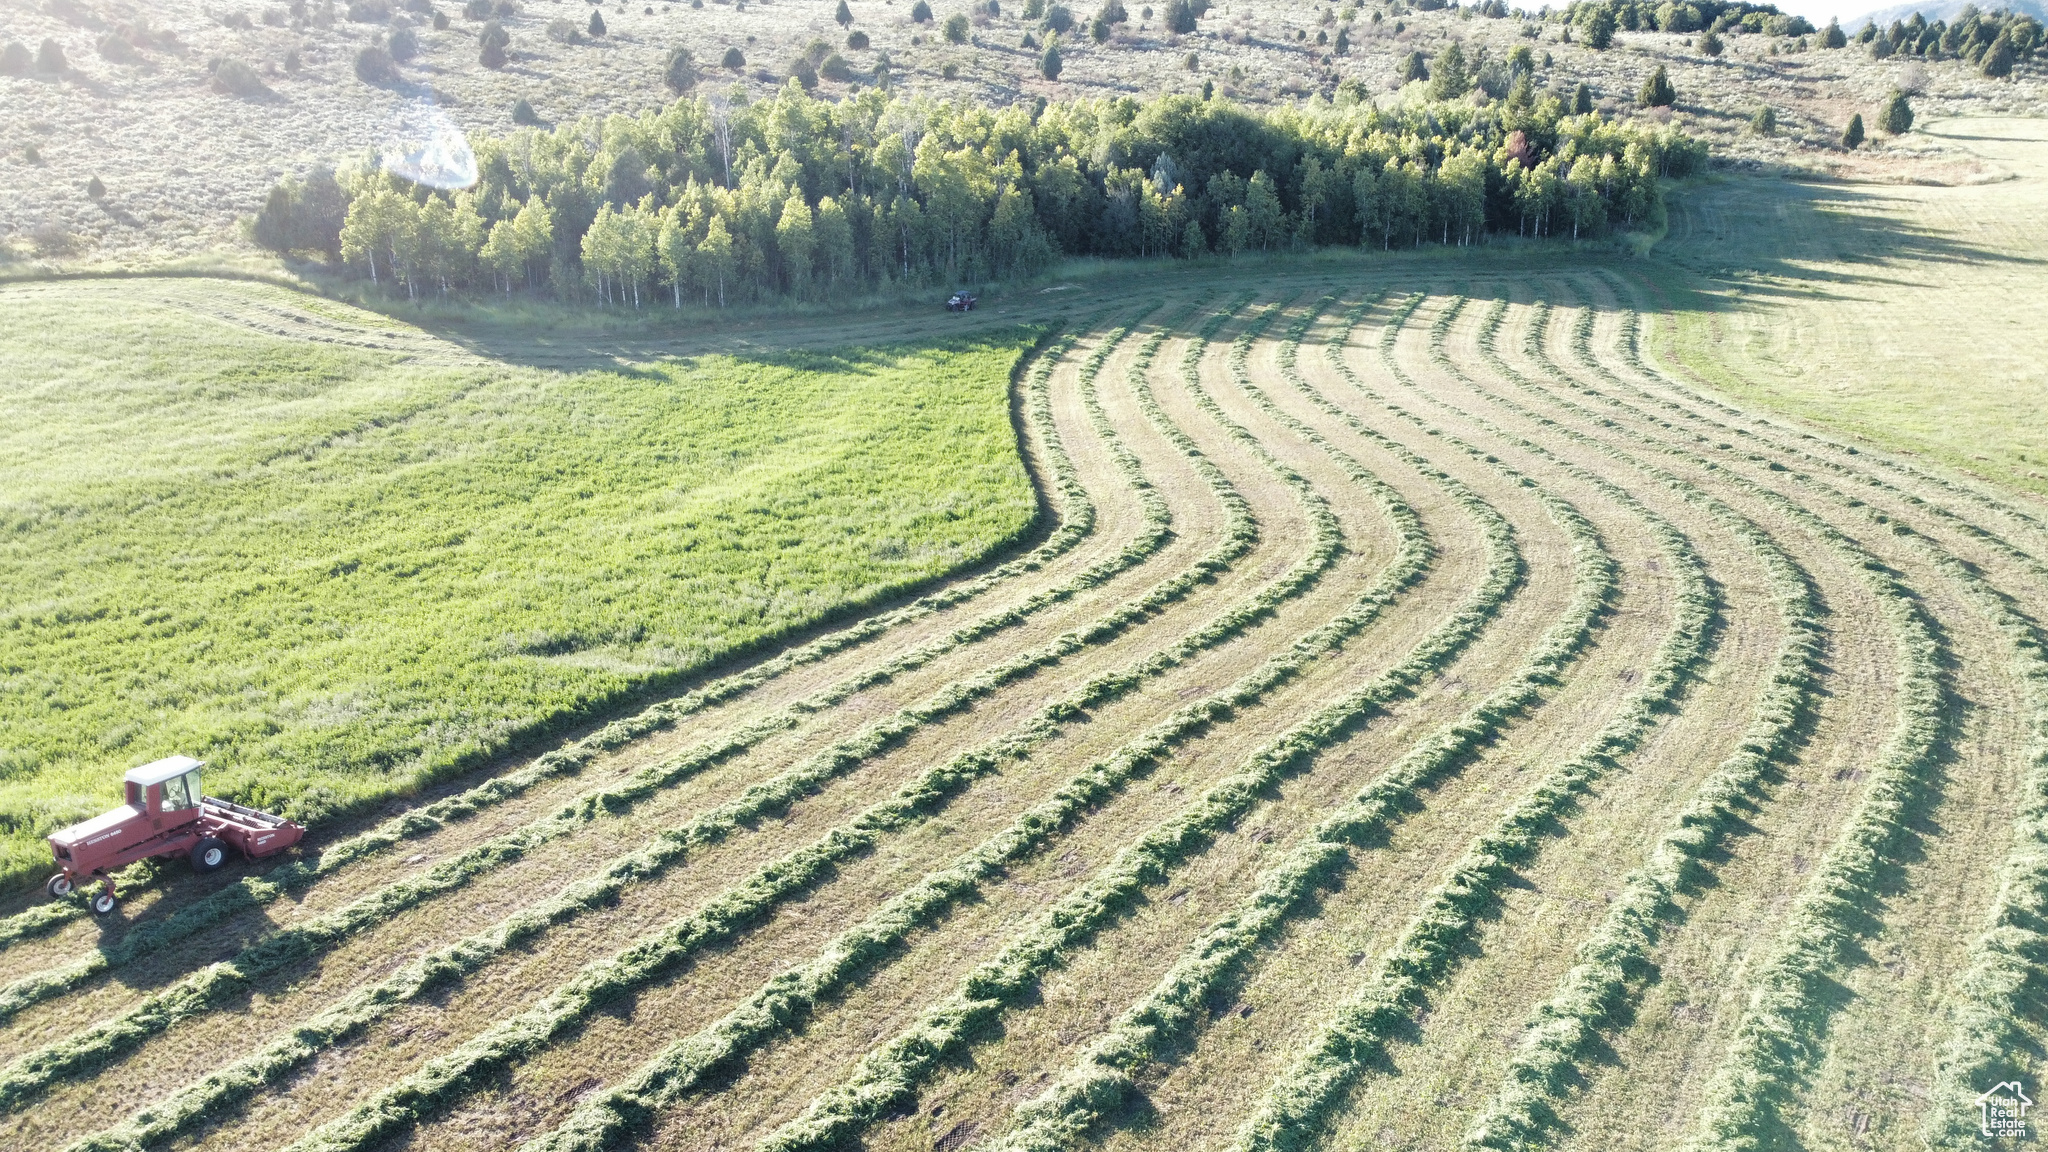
[0,283,1039,888]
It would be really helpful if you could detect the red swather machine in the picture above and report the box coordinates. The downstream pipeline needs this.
[45,756,305,914]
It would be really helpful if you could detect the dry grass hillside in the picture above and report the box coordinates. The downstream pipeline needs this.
[1,0,2044,264]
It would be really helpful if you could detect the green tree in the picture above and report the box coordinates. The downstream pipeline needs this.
[1572,80,1593,113]
[836,0,853,27]
[1578,3,1616,49]
[1396,49,1428,84]
[911,0,932,21]
[722,46,745,68]
[1822,16,1846,47]
[1638,64,1674,106]
[1842,111,1864,149]
[1426,41,1468,98]
[1879,88,1913,134]
[1040,38,1062,77]
[656,205,695,305]
[775,193,816,292]
[588,9,605,36]
[1243,169,1284,249]
[1163,0,1195,32]
[1699,28,1722,55]
[1750,103,1775,135]
[1023,0,1044,17]
[478,19,509,68]
[699,215,735,305]
[664,47,698,93]
[1982,34,2015,77]
[945,11,970,41]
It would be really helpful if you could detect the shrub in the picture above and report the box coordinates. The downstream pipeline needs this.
[210,55,274,97]
[944,11,969,40]
[464,0,489,16]
[511,96,541,124]
[663,45,696,90]
[722,46,743,68]
[97,31,141,62]
[432,9,448,27]
[1879,88,1912,134]
[1842,111,1864,148]
[389,24,419,58]
[910,0,931,20]
[941,59,958,76]
[0,41,30,74]
[1637,64,1674,106]
[587,9,605,35]
[479,19,509,66]
[36,37,67,72]
[546,17,581,41]
[847,30,868,48]
[354,42,399,81]
[346,0,392,19]
[1040,38,1061,76]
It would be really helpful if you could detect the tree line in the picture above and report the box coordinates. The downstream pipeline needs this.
[258,84,1706,307]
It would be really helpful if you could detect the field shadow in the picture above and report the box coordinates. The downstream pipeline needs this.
[1650,174,2043,312]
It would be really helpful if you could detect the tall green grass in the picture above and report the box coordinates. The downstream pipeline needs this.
[0,288,1043,889]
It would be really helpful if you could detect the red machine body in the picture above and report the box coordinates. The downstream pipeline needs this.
[45,756,304,914]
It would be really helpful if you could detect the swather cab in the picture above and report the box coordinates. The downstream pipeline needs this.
[46,756,305,914]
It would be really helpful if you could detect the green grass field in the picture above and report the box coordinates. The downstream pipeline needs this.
[0,280,1039,887]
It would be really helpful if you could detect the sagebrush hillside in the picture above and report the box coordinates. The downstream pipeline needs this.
[2,0,2043,263]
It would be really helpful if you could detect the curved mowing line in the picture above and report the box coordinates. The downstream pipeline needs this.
[1338,294,1829,1152]
[1475,295,1952,1152]
[12,307,1201,1121]
[1221,293,1624,1152]
[519,292,1468,1152]
[56,302,1274,1151]
[1563,277,2048,597]
[1602,269,2048,547]
[194,293,1342,1152]
[0,325,1105,957]
[1536,287,2048,1151]
[737,292,1426,1152]
[979,288,1712,1152]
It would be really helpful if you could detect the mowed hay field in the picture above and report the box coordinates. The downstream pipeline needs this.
[1,119,2046,1152]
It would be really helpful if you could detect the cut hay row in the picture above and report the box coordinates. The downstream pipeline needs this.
[972,289,1705,1152]
[0,324,1109,960]
[1352,296,1830,1152]
[1598,271,2048,551]
[761,289,1552,1152]
[205,295,1351,1152]
[518,294,1464,1152]
[55,302,1287,1151]
[1537,293,2048,1149]
[1473,298,1953,1151]
[1217,294,1627,1152]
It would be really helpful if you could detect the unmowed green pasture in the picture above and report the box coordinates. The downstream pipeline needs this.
[1644,116,2048,503]
[0,281,1039,889]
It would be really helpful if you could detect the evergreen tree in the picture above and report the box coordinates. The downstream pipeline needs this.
[910,0,932,21]
[1822,17,1845,47]
[945,12,970,41]
[1397,49,1428,84]
[478,19,509,68]
[588,9,605,36]
[835,0,853,27]
[1699,28,1721,55]
[1842,111,1864,149]
[1163,0,1195,33]
[1040,38,1062,77]
[1572,81,1593,113]
[1637,64,1674,107]
[1750,103,1775,135]
[35,38,66,72]
[1879,88,1912,134]
[664,46,698,93]
[1982,35,2015,77]
[1577,3,1615,49]
[722,46,745,68]
[1427,41,1469,99]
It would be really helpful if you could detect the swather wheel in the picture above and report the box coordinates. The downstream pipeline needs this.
[46,874,74,900]
[192,837,228,873]
[90,890,116,916]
